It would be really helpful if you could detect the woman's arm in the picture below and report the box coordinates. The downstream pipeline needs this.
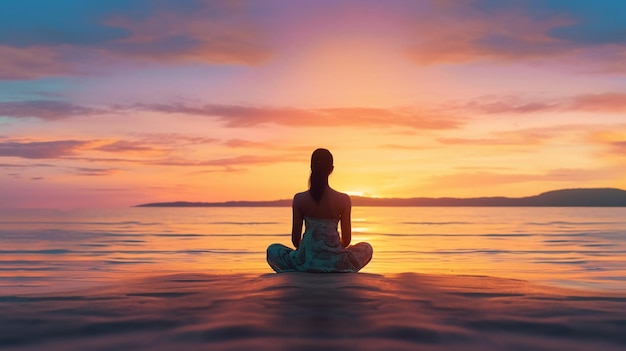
[340,194,352,248]
[291,194,303,248]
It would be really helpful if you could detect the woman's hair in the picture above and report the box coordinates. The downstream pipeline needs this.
[309,148,334,203]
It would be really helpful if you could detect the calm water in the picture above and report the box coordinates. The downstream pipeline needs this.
[1,207,625,294]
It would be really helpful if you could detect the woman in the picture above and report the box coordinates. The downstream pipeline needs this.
[267,148,373,272]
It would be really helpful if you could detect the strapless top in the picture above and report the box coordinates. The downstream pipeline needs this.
[267,216,372,273]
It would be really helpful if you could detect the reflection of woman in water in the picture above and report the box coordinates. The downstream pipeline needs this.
[267,148,373,272]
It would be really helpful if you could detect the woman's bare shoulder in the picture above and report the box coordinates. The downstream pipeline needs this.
[292,191,310,204]
[329,188,351,204]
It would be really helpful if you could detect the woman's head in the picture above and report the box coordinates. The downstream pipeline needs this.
[309,148,334,203]
[310,148,334,175]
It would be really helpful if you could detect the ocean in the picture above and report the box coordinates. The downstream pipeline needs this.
[1,206,625,294]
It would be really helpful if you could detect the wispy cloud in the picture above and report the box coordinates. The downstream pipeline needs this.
[405,1,570,65]
[0,162,54,168]
[150,154,300,168]
[0,0,271,80]
[3,135,303,171]
[587,127,626,158]
[95,140,160,153]
[5,93,624,124]
[0,100,106,120]
[404,1,626,71]
[437,131,549,147]
[459,98,559,115]
[129,133,219,146]
[128,103,461,130]
[222,139,275,149]
[95,135,276,155]
[0,140,89,159]
[437,124,603,147]
[569,93,626,112]
[0,134,286,172]
[105,4,270,65]
[453,93,626,115]
[610,141,626,155]
[70,167,118,176]
[2,0,626,82]
[0,46,77,80]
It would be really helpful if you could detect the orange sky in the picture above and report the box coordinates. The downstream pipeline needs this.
[1,1,625,209]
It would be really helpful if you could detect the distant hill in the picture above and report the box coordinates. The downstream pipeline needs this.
[349,188,626,207]
[137,199,292,207]
[136,188,626,207]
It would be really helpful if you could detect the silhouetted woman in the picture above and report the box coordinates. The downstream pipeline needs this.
[267,148,373,272]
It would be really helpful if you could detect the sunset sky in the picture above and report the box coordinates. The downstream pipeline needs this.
[1,0,625,209]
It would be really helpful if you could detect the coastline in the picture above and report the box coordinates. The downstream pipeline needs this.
[2,272,625,350]
[135,188,626,207]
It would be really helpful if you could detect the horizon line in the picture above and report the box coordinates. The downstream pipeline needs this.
[135,187,626,207]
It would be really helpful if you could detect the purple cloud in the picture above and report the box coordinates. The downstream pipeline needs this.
[0,100,106,120]
[0,140,88,159]
[0,162,54,168]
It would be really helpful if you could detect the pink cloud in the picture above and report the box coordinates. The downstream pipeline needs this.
[437,132,548,146]
[460,99,559,115]
[437,124,600,147]
[0,46,76,80]
[46,135,304,170]
[129,103,461,130]
[3,134,293,169]
[405,2,572,65]
[403,2,626,72]
[609,141,626,157]
[451,93,626,115]
[569,93,626,112]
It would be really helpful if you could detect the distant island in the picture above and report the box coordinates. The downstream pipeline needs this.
[136,188,626,207]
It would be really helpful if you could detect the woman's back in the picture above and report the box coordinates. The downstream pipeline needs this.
[294,187,350,220]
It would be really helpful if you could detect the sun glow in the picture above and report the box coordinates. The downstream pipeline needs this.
[346,191,364,197]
